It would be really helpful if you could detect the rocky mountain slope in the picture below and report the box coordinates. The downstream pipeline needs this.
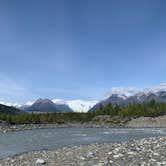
[21,99,97,113]
[89,90,166,112]
[22,98,73,113]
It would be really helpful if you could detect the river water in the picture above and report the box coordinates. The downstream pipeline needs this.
[0,128,166,159]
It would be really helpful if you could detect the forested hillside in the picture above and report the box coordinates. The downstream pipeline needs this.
[0,104,24,115]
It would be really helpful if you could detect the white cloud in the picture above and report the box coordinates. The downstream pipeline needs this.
[0,74,29,103]
[24,101,34,106]
[106,83,166,97]
[1,81,166,112]
[106,86,140,97]
[0,75,26,96]
[0,101,21,107]
[146,83,166,93]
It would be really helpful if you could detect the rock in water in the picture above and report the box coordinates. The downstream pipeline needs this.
[36,158,46,164]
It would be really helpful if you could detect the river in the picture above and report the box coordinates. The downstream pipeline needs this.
[0,128,166,159]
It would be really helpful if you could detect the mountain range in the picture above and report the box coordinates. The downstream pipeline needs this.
[0,99,97,113]
[1,84,166,113]
[20,90,166,113]
[21,98,73,113]
[19,99,97,113]
[89,90,166,112]
[52,99,98,112]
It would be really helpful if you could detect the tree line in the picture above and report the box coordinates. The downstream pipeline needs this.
[94,99,166,118]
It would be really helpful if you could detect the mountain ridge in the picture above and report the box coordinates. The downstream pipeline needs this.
[89,90,166,112]
[19,99,97,113]
[22,98,73,113]
[0,104,24,115]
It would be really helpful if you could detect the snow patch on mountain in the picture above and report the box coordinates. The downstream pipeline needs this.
[52,99,66,105]
[2,83,166,112]
[52,99,98,112]
[66,100,98,112]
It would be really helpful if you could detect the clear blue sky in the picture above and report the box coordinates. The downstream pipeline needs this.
[0,0,166,103]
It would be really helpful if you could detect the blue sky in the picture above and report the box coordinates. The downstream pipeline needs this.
[0,0,166,103]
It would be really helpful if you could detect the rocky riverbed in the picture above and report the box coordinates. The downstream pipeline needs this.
[0,136,166,166]
[0,121,123,133]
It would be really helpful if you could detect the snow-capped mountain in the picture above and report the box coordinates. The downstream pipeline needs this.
[67,100,98,112]
[52,99,98,112]
[22,98,73,113]
[19,99,98,112]
[2,83,166,112]
[106,83,166,98]
[89,90,166,112]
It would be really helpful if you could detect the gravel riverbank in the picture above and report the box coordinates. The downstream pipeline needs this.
[0,122,123,133]
[126,115,166,128]
[1,115,166,133]
[1,136,166,166]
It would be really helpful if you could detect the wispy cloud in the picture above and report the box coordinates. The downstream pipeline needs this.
[0,74,28,101]
[106,83,166,97]
[106,86,140,97]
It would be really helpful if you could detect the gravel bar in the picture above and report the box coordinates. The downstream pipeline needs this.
[1,136,166,166]
[2,115,166,133]
[0,123,124,133]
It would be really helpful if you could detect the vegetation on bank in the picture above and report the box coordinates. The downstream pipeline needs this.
[0,100,166,124]
[0,112,95,124]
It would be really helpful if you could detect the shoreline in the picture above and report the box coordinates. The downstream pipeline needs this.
[0,122,127,133]
[1,136,166,165]
[1,114,166,133]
